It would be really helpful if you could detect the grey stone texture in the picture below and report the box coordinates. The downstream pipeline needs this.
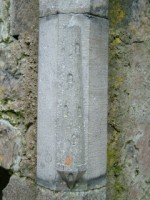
[10,0,39,35]
[0,0,9,42]
[0,120,21,171]
[2,176,36,200]
[2,0,150,199]
[3,176,105,200]
[108,0,150,199]
[37,186,106,200]
[39,0,108,18]
[0,0,38,185]
[0,0,107,199]
[37,14,108,191]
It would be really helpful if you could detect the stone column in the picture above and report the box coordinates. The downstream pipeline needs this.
[37,0,109,197]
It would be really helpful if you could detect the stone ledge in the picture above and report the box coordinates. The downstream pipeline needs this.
[39,0,108,18]
[3,176,106,200]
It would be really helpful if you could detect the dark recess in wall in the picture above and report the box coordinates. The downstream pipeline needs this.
[0,167,11,200]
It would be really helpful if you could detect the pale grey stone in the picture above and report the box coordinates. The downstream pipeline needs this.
[2,175,36,200]
[37,14,108,191]
[0,44,24,100]
[39,0,108,17]
[36,187,55,200]
[0,0,10,42]
[37,15,58,191]
[10,0,38,36]
[0,120,21,171]
[37,186,106,200]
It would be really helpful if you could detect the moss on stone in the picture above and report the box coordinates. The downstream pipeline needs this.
[109,0,125,27]
[108,2,129,199]
[107,128,127,200]
[0,110,24,126]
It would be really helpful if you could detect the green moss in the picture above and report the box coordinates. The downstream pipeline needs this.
[107,128,127,200]
[108,3,131,199]
[0,98,12,105]
[0,110,24,126]
[145,178,150,184]
[2,37,11,44]
[109,0,125,27]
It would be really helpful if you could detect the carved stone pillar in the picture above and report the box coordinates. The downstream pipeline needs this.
[37,0,109,193]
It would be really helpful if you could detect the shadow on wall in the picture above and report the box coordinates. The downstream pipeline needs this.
[0,167,11,200]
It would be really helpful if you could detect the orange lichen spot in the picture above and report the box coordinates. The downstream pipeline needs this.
[65,156,72,166]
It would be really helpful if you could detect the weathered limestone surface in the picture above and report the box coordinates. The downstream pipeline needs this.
[3,175,106,200]
[37,186,106,200]
[10,0,39,35]
[1,0,150,199]
[108,0,150,199]
[3,176,106,200]
[0,0,108,199]
[0,120,21,171]
[0,0,9,42]
[37,14,108,191]
[40,0,108,17]
[0,1,38,200]
[3,176,36,200]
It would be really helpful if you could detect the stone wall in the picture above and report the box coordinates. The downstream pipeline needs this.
[108,0,150,199]
[0,0,38,199]
[0,0,150,199]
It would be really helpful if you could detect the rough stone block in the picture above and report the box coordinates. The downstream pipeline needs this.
[37,14,108,191]
[10,0,38,36]
[40,0,108,17]
[0,0,10,42]
[2,175,36,200]
[37,186,106,200]
[0,44,24,100]
[0,120,21,171]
